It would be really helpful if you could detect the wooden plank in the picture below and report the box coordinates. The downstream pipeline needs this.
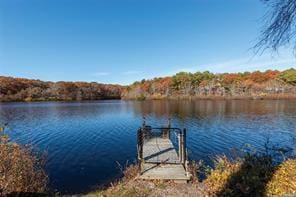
[143,137,179,164]
[139,136,191,181]
[139,163,190,181]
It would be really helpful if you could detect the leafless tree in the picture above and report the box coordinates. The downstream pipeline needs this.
[255,0,296,53]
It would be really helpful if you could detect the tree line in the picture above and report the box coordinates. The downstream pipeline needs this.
[1,69,296,102]
[0,77,122,102]
[122,69,296,100]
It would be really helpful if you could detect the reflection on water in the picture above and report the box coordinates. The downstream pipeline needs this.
[0,100,295,194]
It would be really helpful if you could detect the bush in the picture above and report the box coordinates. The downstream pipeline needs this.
[136,94,146,101]
[151,93,163,100]
[187,160,204,183]
[204,154,296,197]
[204,154,275,196]
[204,155,242,196]
[265,159,296,196]
[0,134,47,195]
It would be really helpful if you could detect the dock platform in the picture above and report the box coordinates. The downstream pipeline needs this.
[137,126,191,182]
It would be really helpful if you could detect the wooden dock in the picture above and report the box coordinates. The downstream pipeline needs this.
[137,126,191,182]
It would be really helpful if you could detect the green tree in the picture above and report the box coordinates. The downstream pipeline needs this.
[279,68,296,85]
[172,72,193,90]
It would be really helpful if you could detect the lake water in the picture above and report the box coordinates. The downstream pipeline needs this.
[0,100,295,194]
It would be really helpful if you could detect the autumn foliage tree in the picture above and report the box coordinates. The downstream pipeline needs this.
[0,77,122,102]
[122,69,296,99]
[1,69,296,102]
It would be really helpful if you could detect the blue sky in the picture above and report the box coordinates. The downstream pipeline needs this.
[0,0,295,85]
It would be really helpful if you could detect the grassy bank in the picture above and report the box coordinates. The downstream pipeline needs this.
[83,164,203,197]
[204,155,296,196]
[0,127,48,196]
[85,155,296,197]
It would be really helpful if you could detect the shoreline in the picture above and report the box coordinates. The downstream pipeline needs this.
[1,94,296,103]
[123,94,296,101]
[84,156,296,197]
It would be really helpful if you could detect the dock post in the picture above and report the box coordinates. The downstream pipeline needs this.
[183,128,187,166]
[137,128,144,173]
[167,118,171,139]
[178,132,182,163]
[180,132,185,164]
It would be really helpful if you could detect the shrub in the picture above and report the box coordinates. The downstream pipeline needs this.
[265,159,296,196]
[187,160,204,183]
[151,93,163,100]
[204,154,275,196]
[0,131,47,195]
[136,94,146,101]
[204,155,242,196]
[204,154,296,197]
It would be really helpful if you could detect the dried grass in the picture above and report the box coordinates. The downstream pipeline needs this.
[187,160,203,183]
[0,136,48,195]
[204,154,296,197]
[265,159,296,196]
[204,155,242,196]
[121,164,139,182]
[85,163,204,197]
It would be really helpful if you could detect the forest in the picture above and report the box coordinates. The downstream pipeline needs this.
[122,69,296,100]
[1,69,296,102]
[0,77,122,102]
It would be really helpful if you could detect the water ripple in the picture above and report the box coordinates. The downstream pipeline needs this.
[0,100,295,194]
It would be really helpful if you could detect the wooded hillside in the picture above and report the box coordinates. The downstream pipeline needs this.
[122,69,296,100]
[0,77,122,102]
[1,69,296,102]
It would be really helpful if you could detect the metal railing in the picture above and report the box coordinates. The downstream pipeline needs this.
[137,125,187,167]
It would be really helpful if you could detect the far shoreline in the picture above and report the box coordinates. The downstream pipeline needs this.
[1,95,296,103]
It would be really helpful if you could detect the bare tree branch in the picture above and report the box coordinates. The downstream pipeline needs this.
[254,0,296,54]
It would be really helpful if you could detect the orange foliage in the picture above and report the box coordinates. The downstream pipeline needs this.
[158,77,172,88]
[141,82,151,92]
[247,70,280,83]
[223,74,241,84]
[122,69,295,99]
[0,76,122,102]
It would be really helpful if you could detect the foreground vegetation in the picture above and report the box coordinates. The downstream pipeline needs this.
[86,154,296,197]
[123,69,296,100]
[84,164,203,197]
[0,127,48,195]
[204,155,296,197]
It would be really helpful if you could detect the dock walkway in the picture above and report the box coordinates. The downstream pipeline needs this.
[137,126,191,182]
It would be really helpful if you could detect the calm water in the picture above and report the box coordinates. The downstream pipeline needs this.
[0,100,295,194]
